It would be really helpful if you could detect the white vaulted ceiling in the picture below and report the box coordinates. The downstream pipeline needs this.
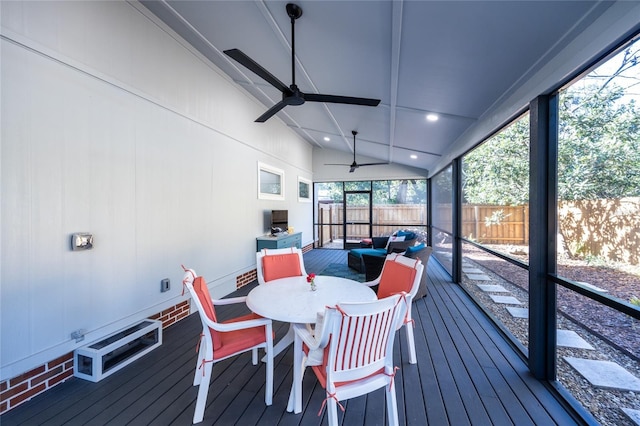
[141,0,625,175]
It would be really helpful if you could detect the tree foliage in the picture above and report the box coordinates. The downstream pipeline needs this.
[462,117,529,205]
[316,180,427,206]
[558,83,640,200]
[463,42,640,204]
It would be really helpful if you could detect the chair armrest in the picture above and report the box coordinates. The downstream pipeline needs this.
[208,316,273,333]
[292,312,332,350]
[212,296,247,306]
[292,323,322,350]
[363,276,381,287]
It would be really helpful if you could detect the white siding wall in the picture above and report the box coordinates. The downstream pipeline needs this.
[0,0,313,379]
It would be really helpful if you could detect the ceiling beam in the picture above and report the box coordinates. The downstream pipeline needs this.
[388,0,403,163]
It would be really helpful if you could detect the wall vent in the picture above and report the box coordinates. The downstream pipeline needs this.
[74,320,162,382]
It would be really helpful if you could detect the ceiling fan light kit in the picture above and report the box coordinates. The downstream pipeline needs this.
[223,3,380,123]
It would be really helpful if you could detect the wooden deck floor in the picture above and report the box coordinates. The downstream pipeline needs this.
[1,249,584,425]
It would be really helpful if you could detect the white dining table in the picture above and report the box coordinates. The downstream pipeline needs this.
[246,274,377,414]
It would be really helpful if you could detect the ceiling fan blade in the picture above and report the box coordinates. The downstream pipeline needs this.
[349,165,358,173]
[324,163,352,166]
[224,48,289,93]
[358,162,390,167]
[255,101,287,122]
[305,93,380,107]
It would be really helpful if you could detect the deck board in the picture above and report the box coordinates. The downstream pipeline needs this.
[0,248,583,426]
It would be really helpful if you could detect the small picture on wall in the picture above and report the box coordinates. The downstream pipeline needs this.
[298,177,311,202]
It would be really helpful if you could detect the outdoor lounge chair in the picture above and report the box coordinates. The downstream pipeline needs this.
[347,231,418,272]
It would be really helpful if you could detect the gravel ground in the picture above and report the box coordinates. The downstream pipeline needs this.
[455,246,640,426]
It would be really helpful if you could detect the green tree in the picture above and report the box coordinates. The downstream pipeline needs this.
[558,84,640,200]
[462,116,530,205]
[373,180,427,204]
[317,180,427,205]
[462,41,640,204]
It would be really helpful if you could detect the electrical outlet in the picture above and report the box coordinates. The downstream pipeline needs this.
[71,329,86,343]
[161,278,170,293]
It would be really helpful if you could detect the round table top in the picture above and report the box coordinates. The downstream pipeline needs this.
[246,275,377,324]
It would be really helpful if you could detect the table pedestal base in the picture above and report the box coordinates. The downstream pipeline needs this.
[287,332,303,414]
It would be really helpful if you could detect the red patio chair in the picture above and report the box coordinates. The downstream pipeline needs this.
[182,267,274,424]
[290,293,408,426]
[256,247,307,285]
[364,253,424,364]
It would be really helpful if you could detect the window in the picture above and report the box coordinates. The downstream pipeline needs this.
[313,180,427,249]
[258,162,284,200]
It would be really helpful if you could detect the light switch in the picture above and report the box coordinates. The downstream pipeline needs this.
[71,233,94,251]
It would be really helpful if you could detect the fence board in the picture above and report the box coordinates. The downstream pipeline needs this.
[317,198,639,265]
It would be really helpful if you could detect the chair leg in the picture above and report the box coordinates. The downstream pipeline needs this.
[287,355,307,412]
[265,324,273,406]
[386,380,399,426]
[193,340,206,386]
[327,394,340,426]
[405,312,417,364]
[193,359,213,424]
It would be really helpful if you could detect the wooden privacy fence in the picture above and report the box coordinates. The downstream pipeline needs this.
[318,204,427,244]
[434,204,529,245]
[438,199,640,265]
[319,199,639,265]
[558,197,640,265]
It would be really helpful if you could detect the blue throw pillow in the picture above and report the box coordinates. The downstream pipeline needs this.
[405,242,426,257]
[397,230,416,240]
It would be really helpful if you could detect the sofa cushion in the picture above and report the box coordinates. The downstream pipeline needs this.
[396,230,416,240]
[405,242,426,257]
[349,248,387,260]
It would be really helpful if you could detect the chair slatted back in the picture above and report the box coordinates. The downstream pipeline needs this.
[325,294,406,385]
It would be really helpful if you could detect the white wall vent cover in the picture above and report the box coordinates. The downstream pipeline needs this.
[74,319,162,382]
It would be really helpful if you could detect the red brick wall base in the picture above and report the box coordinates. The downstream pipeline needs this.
[0,299,191,416]
[0,352,74,415]
[149,300,190,328]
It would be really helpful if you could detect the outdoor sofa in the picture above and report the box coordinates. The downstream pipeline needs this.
[347,231,418,272]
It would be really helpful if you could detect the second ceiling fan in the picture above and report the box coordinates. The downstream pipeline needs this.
[223,3,380,123]
[326,131,389,173]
